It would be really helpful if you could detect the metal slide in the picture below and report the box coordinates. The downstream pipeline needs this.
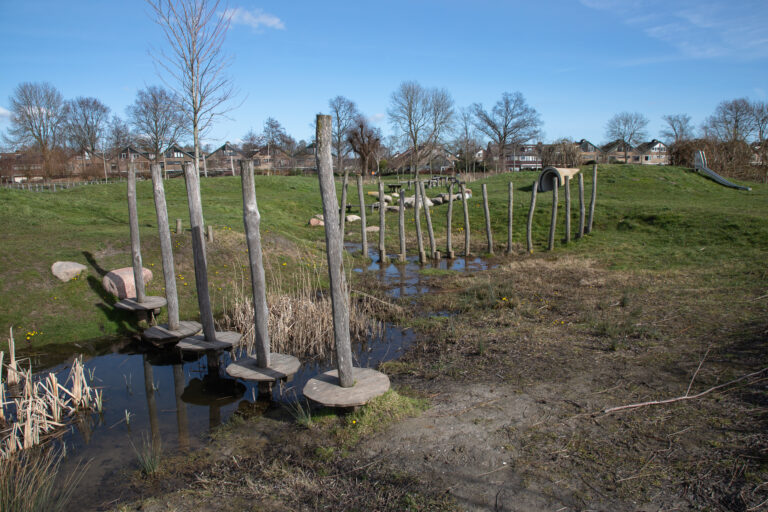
[693,151,751,191]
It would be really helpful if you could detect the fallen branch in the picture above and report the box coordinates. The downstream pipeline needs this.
[350,289,404,313]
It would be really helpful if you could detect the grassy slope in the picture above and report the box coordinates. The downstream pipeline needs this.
[0,165,765,348]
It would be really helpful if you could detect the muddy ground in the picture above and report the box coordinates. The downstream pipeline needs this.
[108,253,768,511]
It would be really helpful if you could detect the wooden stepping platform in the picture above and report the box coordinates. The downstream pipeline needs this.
[176,331,241,352]
[303,367,390,408]
[142,321,202,346]
[226,353,300,383]
[114,296,167,312]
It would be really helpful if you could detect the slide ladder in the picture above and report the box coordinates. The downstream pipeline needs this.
[693,151,751,191]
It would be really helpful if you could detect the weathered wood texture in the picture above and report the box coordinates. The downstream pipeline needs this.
[303,368,390,408]
[398,190,406,262]
[315,115,354,388]
[420,181,437,258]
[564,176,571,244]
[207,224,214,243]
[114,296,167,312]
[506,181,514,255]
[127,164,146,303]
[414,180,426,263]
[241,160,270,368]
[578,173,585,238]
[548,176,558,251]
[482,183,493,254]
[225,353,300,382]
[461,183,471,256]
[183,162,216,342]
[142,320,201,346]
[446,183,454,257]
[378,180,388,263]
[356,174,368,258]
[150,164,179,330]
[526,180,538,253]
[587,164,597,234]
[177,331,240,352]
[339,171,349,241]
[176,218,182,234]
[173,364,190,450]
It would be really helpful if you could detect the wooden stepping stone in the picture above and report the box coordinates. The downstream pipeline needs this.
[142,321,202,346]
[114,295,167,312]
[176,331,241,352]
[303,367,390,408]
[226,353,300,383]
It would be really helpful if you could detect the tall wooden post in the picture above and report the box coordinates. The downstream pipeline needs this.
[587,164,597,234]
[150,163,179,330]
[127,164,146,303]
[398,189,406,262]
[578,173,585,239]
[420,181,437,259]
[378,180,388,263]
[356,174,368,258]
[339,171,349,242]
[446,183,454,259]
[506,181,514,255]
[461,183,471,257]
[548,175,558,251]
[241,160,270,368]
[564,176,571,244]
[183,161,216,342]
[207,225,214,243]
[315,115,354,388]
[526,180,538,253]
[414,180,426,263]
[176,218,183,234]
[482,183,493,254]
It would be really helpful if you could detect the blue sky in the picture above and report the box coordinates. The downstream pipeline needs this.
[1,0,767,149]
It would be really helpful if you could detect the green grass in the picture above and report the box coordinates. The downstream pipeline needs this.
[1,166,766,349]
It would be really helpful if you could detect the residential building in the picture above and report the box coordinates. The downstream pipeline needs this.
[206,142,244,175]
[635,139,669,165]
[574,139,604,164]
[601,139,639,163]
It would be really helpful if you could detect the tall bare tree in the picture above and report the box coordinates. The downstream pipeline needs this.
[106,115,135,155]
[65,97,110,154]
[753,101,768,144]
[471,92,541,173]
[328,96,358,175]
[240,128,263,154]
[127,85,184,162]
[347,116,381,177]
[147,0,235,177]
[454,107,481,175]
[605,111,649,162]
[4,82,67,175]
[661,113,694,144]
[701,98,756,143]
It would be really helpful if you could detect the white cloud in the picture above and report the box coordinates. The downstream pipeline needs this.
[226,7,285,31]
[368,113,385,125]
[0,106,10,120]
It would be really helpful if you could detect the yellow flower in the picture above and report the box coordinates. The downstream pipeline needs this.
[282,262,287,266]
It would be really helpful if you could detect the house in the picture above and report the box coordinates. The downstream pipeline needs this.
[112,146,153,175]
[206,142,245,175]
[0,151,44,181]
[160,144,195,173]
[251,146,292,173]
[635,139,669,165]
[484,143,542,171]
[601,139,639,163]
[574,139,604,164]
[66,150,109,177]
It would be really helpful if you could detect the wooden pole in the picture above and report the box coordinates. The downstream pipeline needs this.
[446,183,454,259]
[482,183,493,254]
[378,180,388,263]
[506,181,513,255]
[564,176,571,244]
[461,183,471,257]
[548,175,558,251]
[127,164,146,303]
[398,189,406,262]
[526,180,538,253]
[173,364,190,450]
[339,170,349,242]
[414,180,426,263]
[420,181,437,259]
[176,218,183,234]
[315,115,354,388]
[240,160,270,368]
[356,174,368,258]
[578,173,585,239]
[587,164,597,234]
[207,224,214,243]
[183,161,216,342]
[150,163,179,330]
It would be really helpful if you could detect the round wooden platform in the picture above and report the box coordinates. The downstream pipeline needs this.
[303,367,390,408]
[141,321,202,346]
[176,331,241,352]
[225,353,301,383]
[114,296,167,312]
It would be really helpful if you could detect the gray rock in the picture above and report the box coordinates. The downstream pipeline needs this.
[51,261,87,282]
[103,267,153,299]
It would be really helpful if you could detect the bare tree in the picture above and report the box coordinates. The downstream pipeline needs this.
[147,0,236,177]
[240,128,263,154]
[540,138,581,167]
[750,101,768,143]
[471,92,542,173]
[661,114,694,144]
[65,97,110,154]
[347,116,381,177]
[605,111,649,162]
[454,107,481,175]
[328,96,358,175]
[4,82,67,176]
[127,86,184,164]
[701,98,756,143]
[106,115,135,155]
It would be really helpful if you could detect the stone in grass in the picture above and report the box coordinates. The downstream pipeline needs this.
[346,214,361,223]
[103,267,153,299]
[51,261,87,282]
[309,217,325,227]
[365,225,380,233]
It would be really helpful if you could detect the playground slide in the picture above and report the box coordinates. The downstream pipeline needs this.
[693,151,751,191]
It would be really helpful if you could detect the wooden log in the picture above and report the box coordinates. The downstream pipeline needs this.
[176,218,183,234]
[482,183,493,254]
[578,173,585,239]
[420,181,437,259]
[446,183,454,258]
[548,175,558,251]
[587,163,597,234]
[339,170,349,242]
[207,224,214,243]
[150,163,179,330]
[564,176,571,244]
[398,189,406,262]
[506,181,514,255]
[378,180,388,263]
[414,180,426,263]
[526,180,538,253]
[183,161,216,342]
[127,164,146,303]
[356,174,368,258]
[240,160,270,368]
[461,183,471,256]
[315,115,354,388]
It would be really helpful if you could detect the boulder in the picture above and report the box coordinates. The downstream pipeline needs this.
[345,214,361,223]
[383,194,393,203]
[431,196,444,206]
[51,261,87,282]
[313,213,325,220]
[386,205,399,212]
[365,225,380,233]
[309,217,325,227]
[402,196,416,208]
[103,267,153,299]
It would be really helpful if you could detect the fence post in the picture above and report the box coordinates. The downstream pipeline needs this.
[420,181,437,259]
[356,174,368,258]
[378,180,388,263]
[398,189,406,262]
[564,176,571,244]
[482,183,493,254]
[461,183,471,257]
[526,180,538,253]
[340,171,349,242]
[506,181,513,255]
[548,175,558,251]
[578,173,585,239]
[587,164,597,234]
[150,163,179,331]
[414,181,426,263]
[127,164,146,303]
[446,183,455,259]
[176,218,183,234]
